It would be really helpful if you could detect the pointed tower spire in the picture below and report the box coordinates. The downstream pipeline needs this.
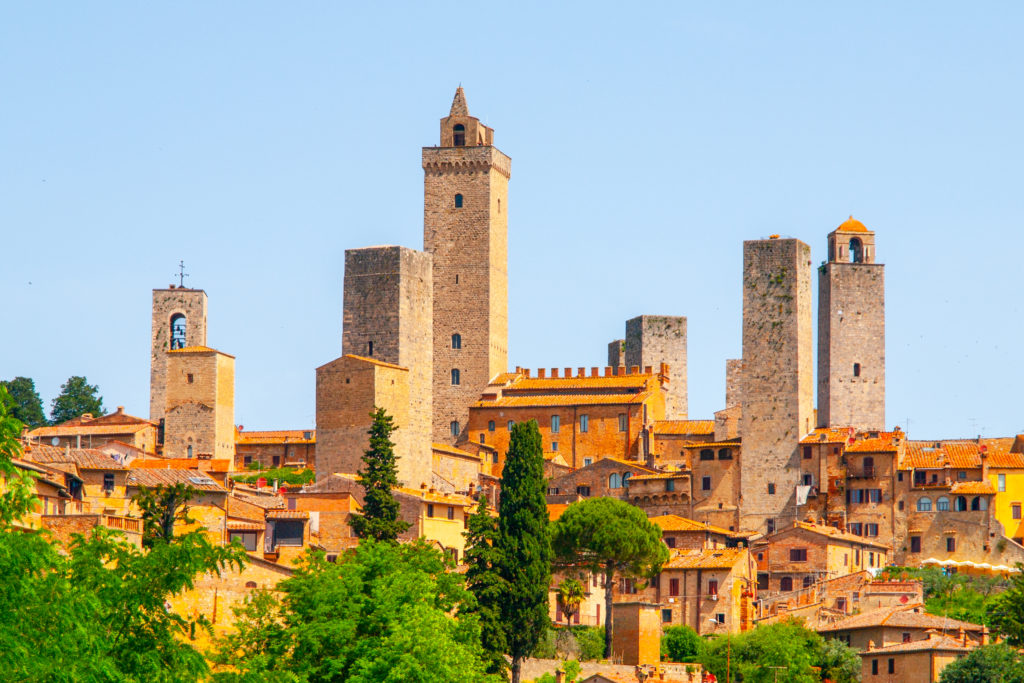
[450,86,469,116]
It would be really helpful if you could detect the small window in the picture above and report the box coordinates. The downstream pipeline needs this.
[1012,504,1021,520]
[999,474,1007,492]
[450,421,460,437]
[170,313,187,350]
[888,658,896,674]
[243,455,252,466]
[702,475,711,491]
[367,341,373,356]
[766,518,775,534]
[708,580,718,596]
[803,446,812,459]
[479,433,485,444]
[609,473,622,489]
[187,445,193,459]
[451,368,460,385]
[917,497,932,512]
[447,506,455,520]
[903,632,912,643]
[937,496,950,511]
[618,414,627,432]
[872,659,878,676]
[803,576,813,588]
[583,458,592,467]
[453,124,465,146]
[865,523,879,537]
[848,522,863,535]
[455,274,459,284]
[662,608,672,623]
[954,496,968,511]
[427,504,435,518]
[230,533,258,552]
[802,473,813,486]
[718,448,732,460]
[767,483,776,495]
[576,485,591,496]
[946,537,956,552]
[551,415,560,433]
[103,473,115,493]
[186,373,194,384]
[958,471,967,480]
[853,363,861,377]
[579,414,589,433]
[451,333,461,349]
[972,496,986,511]
[272,455,280,467]
[715,613,725,624]
[487,420,495,432]
[665,479,675,492]
[665,537,676,548]
[551,441,558,452]
[700,449,715,461]
[454,193,463,208]
[507,420,514,431]
[780,576,793,592]
[790,548,807,562]
[669,578,680,596]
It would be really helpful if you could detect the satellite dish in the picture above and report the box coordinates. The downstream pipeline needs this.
[51,437,60,446]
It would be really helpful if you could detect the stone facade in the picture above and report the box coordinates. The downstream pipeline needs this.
[150,287,207,423]
[725,358,743,409]
[424,88,510,443]
[818,217,886,431]
[607,339,625,367]
[610,602,662,666]
[625,315,687,419]
[163,347,235,461]
[739,237,814,534]
[314,355,430,487]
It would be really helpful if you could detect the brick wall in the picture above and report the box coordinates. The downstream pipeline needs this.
[150,288,207,422]
[740,238,814,533]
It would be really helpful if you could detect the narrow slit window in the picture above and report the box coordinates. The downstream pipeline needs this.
[367,341,373,356]
[451,333,461,349]
[453,124,465,146]
[454,194,463,208]
[451,368,460,385]
[853,363,861,377]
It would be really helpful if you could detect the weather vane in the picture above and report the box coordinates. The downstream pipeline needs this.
[176,260,189,288]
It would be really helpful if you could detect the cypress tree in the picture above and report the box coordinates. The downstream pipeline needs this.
[463,496,509,677]
[349,407,411,542]
[497,420,552,683]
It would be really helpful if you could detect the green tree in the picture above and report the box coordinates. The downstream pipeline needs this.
[939,643,1024,683]
[661,625,703,663]
[986,562,1024,645]
[700,619,840,683]
[556,578,585,628]
[817,636,861,683]
[134,482,197,547]
[349,407,411,542]
[210,590,300,683]
[215,541,497,683]
[49,375,104,425]
[1,377,46,428]
[550,497,669,659]
[463,496,509,677]
[497,420,552,683]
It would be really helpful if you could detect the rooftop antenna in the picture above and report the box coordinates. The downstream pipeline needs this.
[176,260,189,288]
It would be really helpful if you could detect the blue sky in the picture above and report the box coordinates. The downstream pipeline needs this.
[2,3,1022,437]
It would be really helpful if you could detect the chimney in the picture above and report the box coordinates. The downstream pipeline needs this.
[116,406,124,415]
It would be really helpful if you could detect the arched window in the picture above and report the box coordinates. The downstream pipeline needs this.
[609,473,621,489]
[936,496,950,511]
[454,193,463,208]
[780,577,793,592]
[718,448,732,460]
[170,314,187,350]
[954,496,968,511]
[245,581,257,589]
[917,497,932,512]
[622,472,632,487]
[971,496,986,511]
[451,333,462,349]
[187,445,193,459]
[451,368,460,385]
[450,421,460,437]
[700,449,715,461]
[850,237,863,263]
[488,420,495,432]
[453,124,465,146]
[853,363,861,377]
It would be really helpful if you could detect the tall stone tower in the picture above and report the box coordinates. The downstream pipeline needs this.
[150,287,207,423]
[817,217,885,431]
[739,237,814,534]
[423,87,510,442]
[163,346,235,462]
[317,245,433,487]
[624,315,687,419]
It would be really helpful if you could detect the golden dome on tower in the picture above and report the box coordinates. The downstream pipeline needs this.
[836,216,869,232]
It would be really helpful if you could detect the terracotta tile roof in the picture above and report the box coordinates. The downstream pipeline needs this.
[474,392,652,408]
[596,457,658,474]
[236,429,315,444]
[845,431,901,453]
[28,421,155,438]
[679,439,741,449]
[295,473,358,494]
[395,487,476,506]
[865,633,975,654]
[267,510,309,521]
[13,458,70,491]
[21,444,127,470]
[800,427,852,444]
[131,458,232,472]
[819,604,983,633]
[432,442,480,459]
[49,407,156,429]
[781,521,891,550]
[168,345,235,358]
[127,468,226,492]
[664,548,749,570]
[226,521,265,531]
[232,491,287,509]
[901,440,1024,469]
[489,372,520,385]
[629,472,688,481]
[654,420,714,436]
[342,354,406,371]
[949,480,996,494]
[649,515,733,536]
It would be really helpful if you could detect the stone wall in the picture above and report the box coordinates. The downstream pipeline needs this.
[725,358,743,409]
[163,348,234,461]
[150,288,207,422]
[625,315,687,419]
[608,339,625,367]
[739,238,814,534]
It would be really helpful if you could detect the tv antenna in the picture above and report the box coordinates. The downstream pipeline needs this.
[176,260,189,288]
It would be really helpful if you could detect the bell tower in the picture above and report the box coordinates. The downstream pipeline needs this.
[423,88,510,443]
[817,217,886,430]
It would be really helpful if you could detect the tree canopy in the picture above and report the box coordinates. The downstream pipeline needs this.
[133,482,197,547]
[550,496,669,658]
[463,496,509,677]
[49,375,104,425]
[939,643,1024,683]
[985,562,1024,645]
[497,420,552,683]
[1,376,46,427]
[349,407,410,542]
[661,625,703,663]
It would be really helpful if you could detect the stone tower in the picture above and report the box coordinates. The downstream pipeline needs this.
[817,217,885,431]
[739,237,814,534]
[624,315,687,419]
[163,346,234,462]
[150,287,207,423]
[423,87,510,442]
[317,245,433,487]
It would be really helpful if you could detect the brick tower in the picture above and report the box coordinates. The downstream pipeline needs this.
[739,237,814,534]
[150,287,207,423]
[817,217,885,431]
[624,315,687,419]
[423,88,510,442]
